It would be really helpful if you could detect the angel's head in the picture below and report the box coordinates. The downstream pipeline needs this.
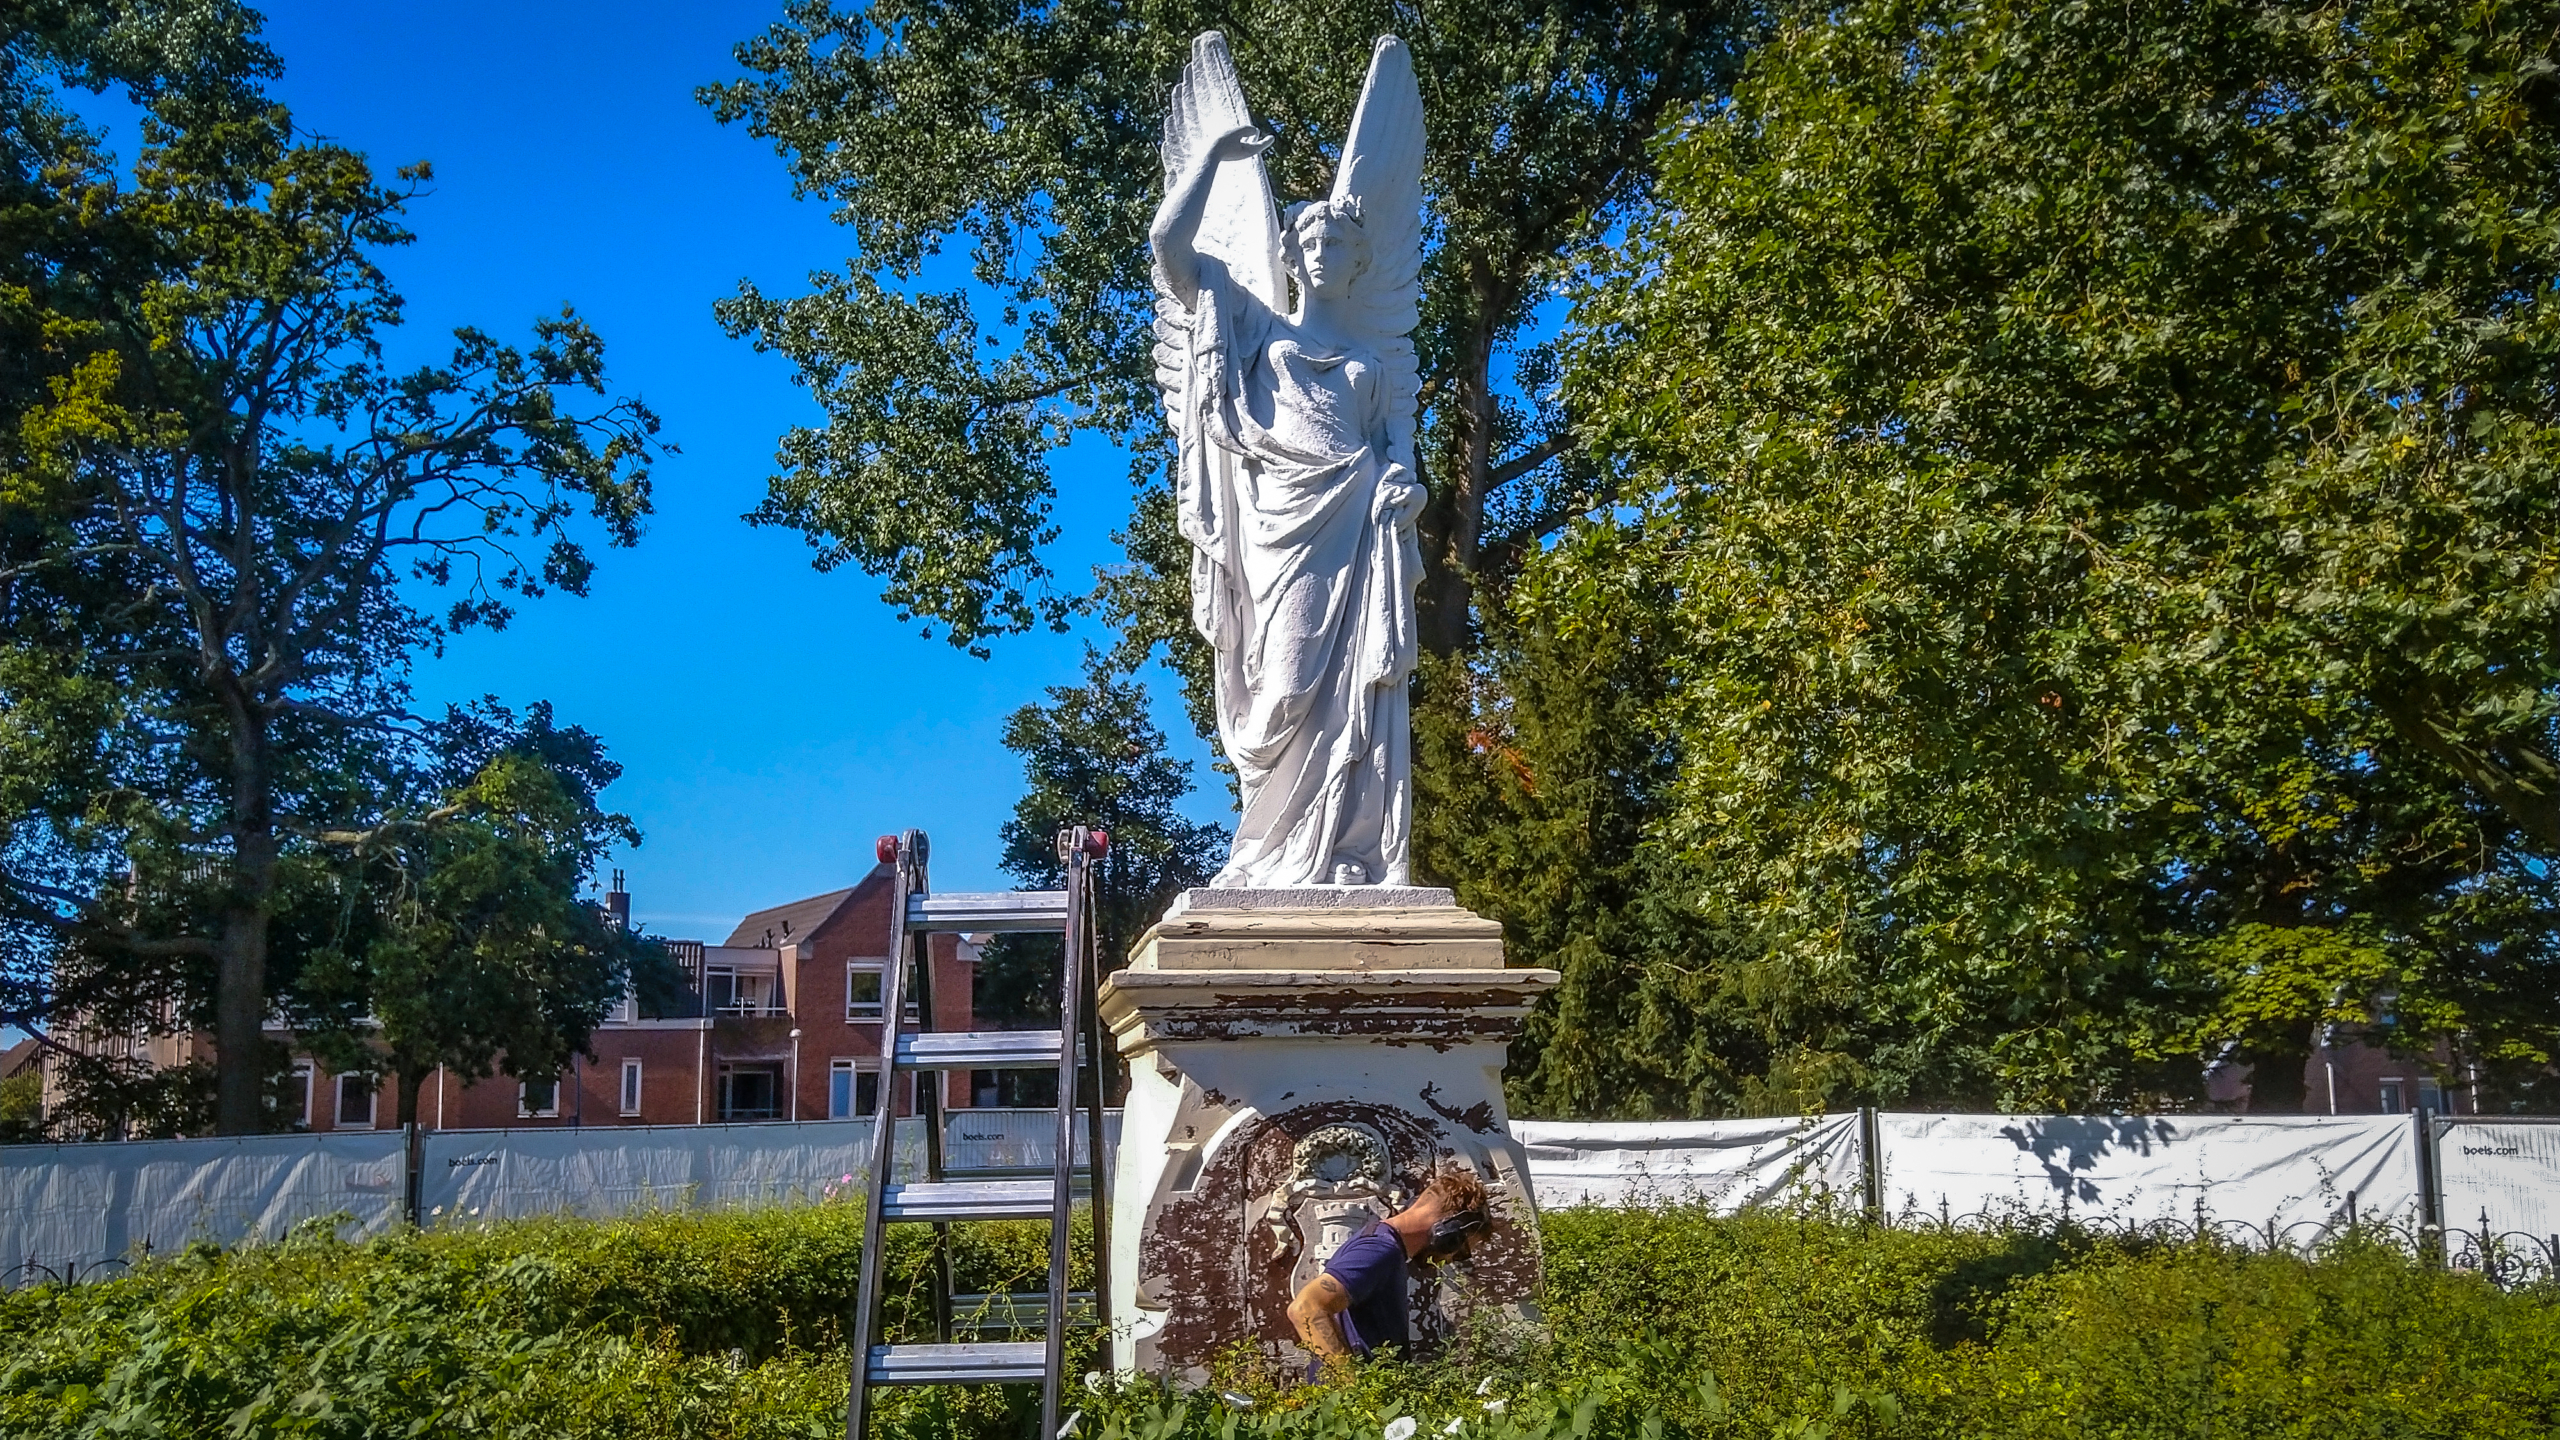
[1283,197,1370,301]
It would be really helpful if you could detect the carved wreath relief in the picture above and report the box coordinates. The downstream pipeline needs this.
[1260,1122,1411,1302]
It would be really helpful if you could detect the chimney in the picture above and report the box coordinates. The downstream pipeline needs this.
[606,868,631,931]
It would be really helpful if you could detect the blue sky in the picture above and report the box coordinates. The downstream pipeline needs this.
[222,1,1226,936]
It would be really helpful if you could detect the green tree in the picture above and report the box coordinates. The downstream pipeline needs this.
[292,702,678,1128]
[1416,541,1782,1119]
[1542,0,2560,1109]
[702,0,1754,693]
[976,657,1225,1033]
[0,1062,38,1141]
[1,5,664,1132]
[0,1,278,1136]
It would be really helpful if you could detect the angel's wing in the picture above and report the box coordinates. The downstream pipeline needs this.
[1331,36,1425,460]
[1332,36,1424,340]
[1154,31,1284,425]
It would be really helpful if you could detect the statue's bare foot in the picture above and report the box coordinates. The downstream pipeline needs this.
[1331,862,1369,886]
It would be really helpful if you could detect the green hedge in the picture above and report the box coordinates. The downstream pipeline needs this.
[2,1202,2552,1438]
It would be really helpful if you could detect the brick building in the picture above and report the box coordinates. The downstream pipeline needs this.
[2192,1032,2487,1116]
[48,863,981,1136]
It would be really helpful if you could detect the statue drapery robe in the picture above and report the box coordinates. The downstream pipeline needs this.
[1174,256,1421,887]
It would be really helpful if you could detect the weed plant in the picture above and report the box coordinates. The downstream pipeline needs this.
[2,1201,2553,1438]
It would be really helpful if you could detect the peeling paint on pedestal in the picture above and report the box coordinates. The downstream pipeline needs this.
[1100,895,1559,1381]
[1130,1093,1541,1376]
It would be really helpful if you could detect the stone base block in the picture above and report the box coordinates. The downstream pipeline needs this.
[1132,886,1506,972]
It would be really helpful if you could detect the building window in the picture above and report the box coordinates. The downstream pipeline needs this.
[336,1072,374,1128]
[830,1059,859,1118]
[2418,1078,2445,1114]
[846,965,884,1020]
[707,966,776,1016]
[718,1065,783,1121]
[520,1076,560,1117]
[2379,1078,2405,1113]
[827,1060,903,1118]
[620,1058,644,1116]
[291,1062,315,1129]
[845,960,917,1022]
[973,1068,1059,1109]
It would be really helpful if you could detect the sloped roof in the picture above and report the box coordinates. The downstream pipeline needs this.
[721,863,891,948]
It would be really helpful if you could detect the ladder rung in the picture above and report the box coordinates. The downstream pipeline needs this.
[881,1179,1055,1221]
[908,891,1069,933]
[951,1291,1101,1331]
[941,1167,1097,1188]
[865,1341,1046,1385]
[897,1030,1066,1069]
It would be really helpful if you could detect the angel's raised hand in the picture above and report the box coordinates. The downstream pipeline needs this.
[1212,124,1275,161]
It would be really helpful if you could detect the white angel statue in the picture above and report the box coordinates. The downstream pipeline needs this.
[1151,31,1426,888]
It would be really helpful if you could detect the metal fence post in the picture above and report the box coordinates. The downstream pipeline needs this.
[404,1122,423,1229]
[2412,1105,2442,1267]
[1859,1107,1884,1223]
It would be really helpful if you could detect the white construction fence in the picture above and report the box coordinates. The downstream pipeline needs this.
[4,1109,2550,1285]
[1519,1113,2426,1222]
[421,1109,1120,1220]
[1511,1114,1867,1210]
[1,1130,409,1283]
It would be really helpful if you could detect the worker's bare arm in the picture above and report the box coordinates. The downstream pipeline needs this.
[1286,1273,1355,1373]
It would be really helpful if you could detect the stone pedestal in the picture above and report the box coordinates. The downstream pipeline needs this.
[1098,888,1558,1380]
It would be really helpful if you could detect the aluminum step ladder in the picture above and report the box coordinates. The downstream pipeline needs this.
[845,826,1114,1440]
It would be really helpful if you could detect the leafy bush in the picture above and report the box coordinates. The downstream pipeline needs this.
[0,1202,1069,1438]
[2,1203,2552,1438]
[1537,1208,2560,1439]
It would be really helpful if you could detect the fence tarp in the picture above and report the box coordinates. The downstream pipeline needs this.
[944,1106,1122,1173]
[420,1117,924,1220]
[2438,1119,2560,1240]
[1511,1115,1865,1211]
[1,1130,407,1279]
[420,1110,1125,1221]
[19,1108,2533,1282]
[1877,1112,2419,1234]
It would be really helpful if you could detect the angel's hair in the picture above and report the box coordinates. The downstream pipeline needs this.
[1282,197,1371,279]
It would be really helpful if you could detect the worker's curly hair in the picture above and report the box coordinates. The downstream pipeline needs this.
[1419,1162,1488,1217]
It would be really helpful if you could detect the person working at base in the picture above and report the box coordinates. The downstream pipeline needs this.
[1286,1166,1490,1375]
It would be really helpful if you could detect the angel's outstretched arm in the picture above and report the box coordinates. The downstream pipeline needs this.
[1152,124,1269,307]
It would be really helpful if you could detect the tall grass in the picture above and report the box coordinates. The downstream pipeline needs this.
[2,1201,2551,1438]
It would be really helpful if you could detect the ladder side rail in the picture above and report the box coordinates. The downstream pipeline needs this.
[911,922,955,1344]
[846,830,924,1440]
[1040,832,1089,1440]
[913,931,943,1184]
[1079,864,1113,1342]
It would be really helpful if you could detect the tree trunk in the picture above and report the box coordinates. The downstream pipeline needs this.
[213,711,276,1136]
[397,1064,427,1128]
[1416,301,1500,657]
[212,856,272,1134]
[1416,513,1476,656]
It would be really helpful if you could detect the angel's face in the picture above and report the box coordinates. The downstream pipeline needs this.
[1295,216,1366,299]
